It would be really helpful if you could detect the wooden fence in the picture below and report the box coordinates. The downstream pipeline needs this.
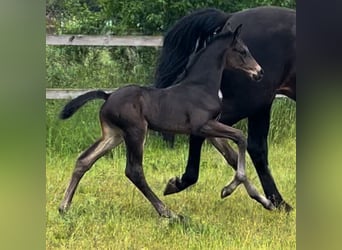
[46,35,163,100]
[46,35,286,100]
[46,35,162,47]
[47,88,119,99]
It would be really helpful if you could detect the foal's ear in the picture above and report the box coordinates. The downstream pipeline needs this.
[221,20,232,32]
[233,24,243,40]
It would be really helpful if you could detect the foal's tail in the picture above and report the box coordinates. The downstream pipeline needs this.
[59,90,110,119]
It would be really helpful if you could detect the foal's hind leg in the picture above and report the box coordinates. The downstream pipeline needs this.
[59,126,123,213]
[208,137,275,210]
[124,125,179,219]
[199,121,274,210]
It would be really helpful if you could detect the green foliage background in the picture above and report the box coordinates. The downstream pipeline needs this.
[46,0,296,89]
[46,0,296,150]
[46,0,295,35]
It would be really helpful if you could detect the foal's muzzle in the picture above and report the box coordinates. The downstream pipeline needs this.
[251,66,264,82]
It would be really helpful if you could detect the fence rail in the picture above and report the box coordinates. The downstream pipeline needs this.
[46,35,162,47]
[46,35,287,100]
[46,88,118,99]
[47,35,163,100]
[46,88,287,100]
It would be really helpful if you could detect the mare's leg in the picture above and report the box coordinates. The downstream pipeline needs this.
[276,70,296,101]
[247,106,292,211]
[208,137,273,209]
[59,126,123,213]
[164,135,205,195]
[124,125,178,219]
[199,120,274,210]
[161,132,175,148]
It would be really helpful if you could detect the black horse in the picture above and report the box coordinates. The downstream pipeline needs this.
[58,23,271,219]
[155,6,296,211]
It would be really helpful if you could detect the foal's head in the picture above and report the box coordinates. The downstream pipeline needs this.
[220,22,264,81]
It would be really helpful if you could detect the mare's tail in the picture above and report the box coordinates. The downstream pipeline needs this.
[154,8,231,89]
[59,90,110,119]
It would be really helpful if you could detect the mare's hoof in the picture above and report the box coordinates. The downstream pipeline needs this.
[220,186,234,198]
[164,177,182,195]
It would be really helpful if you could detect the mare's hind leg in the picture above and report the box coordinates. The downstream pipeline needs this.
[199,120,274,210]
[59,125,123,213]
[164,135,205,195]
[161,132,175,148]
[208,137,275,210]
[124,125,179,219]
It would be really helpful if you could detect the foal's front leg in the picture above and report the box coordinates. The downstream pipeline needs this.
[208,137,275,210]
[124,126,179,219]
[199,120,274,210]
[199,120,247,193]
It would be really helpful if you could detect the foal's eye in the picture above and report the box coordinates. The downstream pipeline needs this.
[240,50,247,56]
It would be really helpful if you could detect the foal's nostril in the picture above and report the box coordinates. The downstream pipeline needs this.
[254,68,264,82]
[252,71,263,82]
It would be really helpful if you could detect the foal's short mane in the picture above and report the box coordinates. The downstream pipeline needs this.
[174,31,234,84]
[154,8,231,89]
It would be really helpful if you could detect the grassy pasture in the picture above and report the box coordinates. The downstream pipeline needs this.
[46,98,296,249]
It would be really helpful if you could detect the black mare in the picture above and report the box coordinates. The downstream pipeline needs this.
[58,23,271,218]
[155,6,296,211]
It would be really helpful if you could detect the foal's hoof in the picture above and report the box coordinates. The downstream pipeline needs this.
[164,177,182,195]
[162,212,189,224]
[263,200,276,211]
[277,201,293,212]
[58,205,69,215]
[160,208,183,220]
[220,186,235,199]
[169,214,191,225]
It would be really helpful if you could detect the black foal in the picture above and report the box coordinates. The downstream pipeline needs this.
[58,22,273,219]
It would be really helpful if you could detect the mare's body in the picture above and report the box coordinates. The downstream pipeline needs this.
[155,6,296,210]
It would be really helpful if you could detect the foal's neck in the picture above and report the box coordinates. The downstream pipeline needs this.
[180,44,226,95]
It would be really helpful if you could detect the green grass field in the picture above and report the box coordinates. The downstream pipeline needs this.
[46,98,296,249]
